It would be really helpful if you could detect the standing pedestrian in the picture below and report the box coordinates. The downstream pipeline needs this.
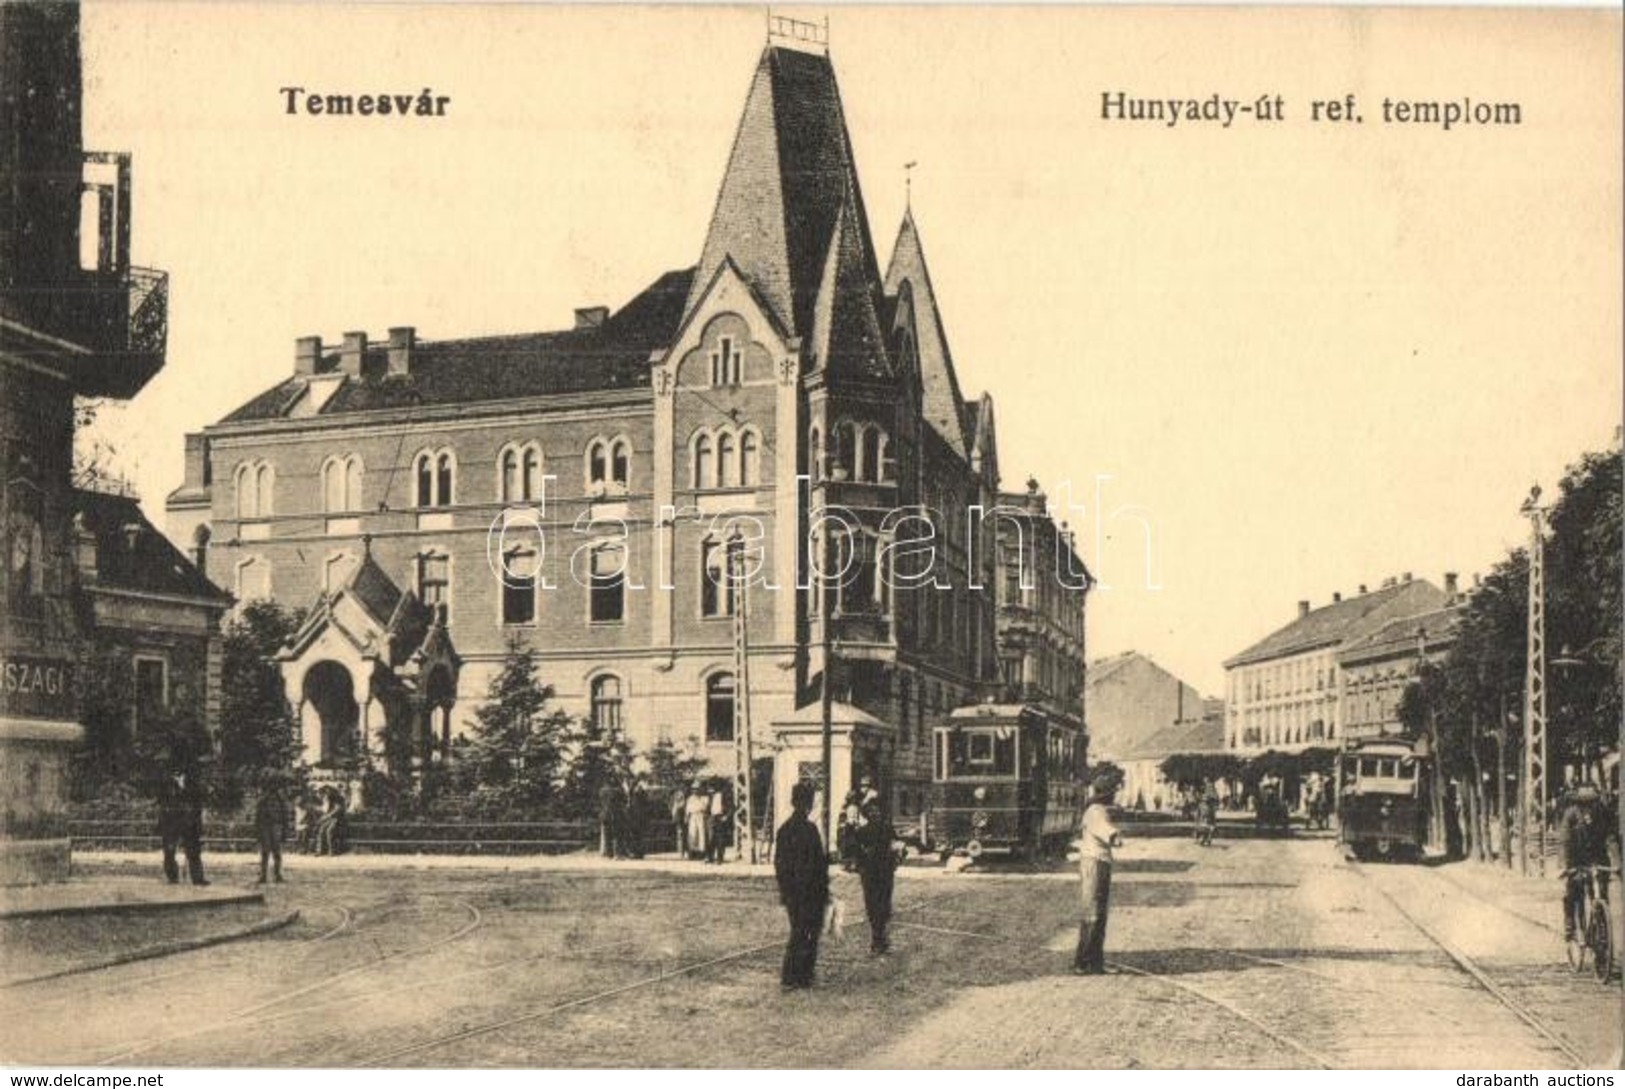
[1073,780,1122,975]
[157,755,208,886]
[708,784,731,864]
[315,787,347,856]
[599,781,624,859]
[670,787,688,856]
[774,781,829,990]
[625,782,648,860]
[685,781,710,861]
[854,786,898,955]
[254,775,288,885]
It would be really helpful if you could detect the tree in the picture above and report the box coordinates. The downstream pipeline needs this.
[643,736,708,798]
[217,601,307,811]
[450,633,568,817]
[559,711,635,819]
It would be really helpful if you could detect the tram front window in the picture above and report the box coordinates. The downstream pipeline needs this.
[943,728,1017,777]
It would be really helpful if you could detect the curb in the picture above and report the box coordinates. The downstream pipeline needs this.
[1,909,301,988]
[0,889,265,920]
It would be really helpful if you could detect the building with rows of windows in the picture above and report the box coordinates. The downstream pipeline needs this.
[1222,574,1452,754]
[164,35,1091,822]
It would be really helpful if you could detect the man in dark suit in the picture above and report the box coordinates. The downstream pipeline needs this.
[774,781,829,990]
[854,786,899,956]
[157,757,208,886]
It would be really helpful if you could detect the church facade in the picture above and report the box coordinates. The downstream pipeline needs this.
[166,36,1087,820]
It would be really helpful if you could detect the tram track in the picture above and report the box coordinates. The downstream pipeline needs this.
[349,885,980,1067]
[1347,862,1590,1066]
[91,896,484,1066]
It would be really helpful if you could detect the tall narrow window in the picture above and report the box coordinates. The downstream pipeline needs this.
[860,426,882,483]
[416,454,433,507]
[591,675,623,732]
[436,453,454,506]
[706,673,736,743]
[418,552,450,618]
[255,463,274,517]
[741,430,760,486]
[589,544,625,623]
[694,433,715,490]
[522,446,540,500]
[717,432,736,488]
[701,536,740,618]
[588,440,607,489]
[502,548,537,625]
[235,463,258,519]
[711,336,741,386]
[611,438,630,489]
[500,448,519,502]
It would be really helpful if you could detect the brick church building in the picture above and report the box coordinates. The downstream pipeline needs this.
[166,31,1089,822]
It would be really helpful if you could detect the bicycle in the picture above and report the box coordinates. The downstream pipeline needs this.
[1563,865,1617,982]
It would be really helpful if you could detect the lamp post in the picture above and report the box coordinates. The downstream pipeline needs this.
[1520,485,1549,877]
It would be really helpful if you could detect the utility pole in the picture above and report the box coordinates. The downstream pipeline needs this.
[729,535,756,863]
[820,516,835,853]
[1521,485,1549,877]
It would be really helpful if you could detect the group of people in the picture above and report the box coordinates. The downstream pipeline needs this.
[773,776,903,989]
[596,780,653,860]
[673,780,734,863]
[784,775,1172,987]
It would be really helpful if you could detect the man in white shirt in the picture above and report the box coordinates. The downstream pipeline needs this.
[1073,780,1123,975]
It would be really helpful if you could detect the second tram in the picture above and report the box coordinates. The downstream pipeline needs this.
[1336,736,1431,861]
[924,703,1087,860]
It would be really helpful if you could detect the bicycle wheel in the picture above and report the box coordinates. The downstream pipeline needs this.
[1566,921,1587,972]
[1588,901,1613,982]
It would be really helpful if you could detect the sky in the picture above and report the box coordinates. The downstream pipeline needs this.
[76,4,1622,696]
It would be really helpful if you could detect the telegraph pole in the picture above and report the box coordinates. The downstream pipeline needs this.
[1520,486,1549,877]
[729,535,756,863]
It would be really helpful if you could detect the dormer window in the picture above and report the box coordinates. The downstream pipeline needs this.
[711,336,742,386]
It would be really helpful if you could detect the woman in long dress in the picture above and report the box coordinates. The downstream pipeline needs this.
[684,784,710,860]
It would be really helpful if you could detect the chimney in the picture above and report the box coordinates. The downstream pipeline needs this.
[1358,584,1368,594]
[1403,572,1413,582]
[182,433,211,490]
[387,327,415,376]
[1298,600,1310,618]
[295,336,322,376]
[339,331,367,377]
[574,306,609,331]
[1445,572,1459,600]
[1332,591,1342,603]
[191,523,211,576]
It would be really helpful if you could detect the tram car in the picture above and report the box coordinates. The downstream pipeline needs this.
[1336,736,1431,861]
[923,704,1086,861]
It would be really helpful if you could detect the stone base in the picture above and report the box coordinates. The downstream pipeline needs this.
[0,837,72,885]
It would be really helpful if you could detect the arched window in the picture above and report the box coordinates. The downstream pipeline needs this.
[706,673,736,743]
[499,443,544,503]
[256,463,274,517]
[415,453,434,507]
[701,536,741,618]
[860,426,882,483]
[717,431,736,488]
[436,452,455,506]
[588,440,607,490]
[875,431,893,483]
[693,432,715,490]
[235,463,257,519]
[590,675,623,732]
[500,447,519,503]
[740,429,760,486]
[322,456,362,513]
[610,438,630,488]
[831,421,856,480]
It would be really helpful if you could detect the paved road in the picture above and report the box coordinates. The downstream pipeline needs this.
[3,832,1618,1068]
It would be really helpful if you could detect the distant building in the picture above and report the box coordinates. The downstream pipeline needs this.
[1223,575,1453,754]
[1085,651,1204,763]
[1118,708,1226,813]
[992,480,1091,748]
[1,2,169,882]
[1337,591,1462,741]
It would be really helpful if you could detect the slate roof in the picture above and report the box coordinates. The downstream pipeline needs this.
[73,490,230,603]
[221,268,694,422]
[685,46,889,379]
[1338,603,1463,666]
[884,210,970,456]
[283,548,433,669]
[1223,579,1448,669]
[1118,715,1227,761]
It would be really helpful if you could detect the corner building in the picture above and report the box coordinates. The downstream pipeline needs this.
[167,39,1083,823]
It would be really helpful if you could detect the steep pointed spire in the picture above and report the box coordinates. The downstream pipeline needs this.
[685,46,884,352]
[884,209,969,456]
[810,199,889,378]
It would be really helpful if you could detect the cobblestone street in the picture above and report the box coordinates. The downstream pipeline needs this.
[4,827,1618,1069]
